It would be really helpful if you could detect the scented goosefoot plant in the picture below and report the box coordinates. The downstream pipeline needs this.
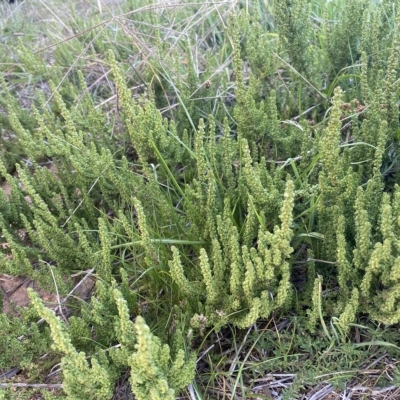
[1,0,400,398]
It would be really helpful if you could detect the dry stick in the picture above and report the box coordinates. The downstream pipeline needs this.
[307,257,337,265]
[189,55,234,98]
[61,176,99,228]
[0,283,9,301]
[65,268,95,303]
[0,367,20,381]
[350,385,398,395]
[187,384,197,400]
[0,383,62,389]
[308,385,334,400]
[75,69,112,106]
[196,344,215,363]
[315,368,381,380]
[365,352,388,369]
[41,261,65,322]
[28,268,95,327]
[290,104,320,121]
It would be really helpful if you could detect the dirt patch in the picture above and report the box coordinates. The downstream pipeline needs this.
[1,272,96,315]
[0,274,58,313]
[1,179,11,198]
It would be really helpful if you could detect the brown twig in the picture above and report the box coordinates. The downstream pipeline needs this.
[0,382,62,389]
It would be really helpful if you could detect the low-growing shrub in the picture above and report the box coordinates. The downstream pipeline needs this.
[1,0,400,397]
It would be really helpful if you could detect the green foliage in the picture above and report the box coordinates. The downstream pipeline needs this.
[2,0,400,397]
[127,315,196,400]
[26,287,195,400]
[274,0,315,75]
[0,306,51,372]
[170,179,295,330]
[326,0,368,73]
[29,290,116,400]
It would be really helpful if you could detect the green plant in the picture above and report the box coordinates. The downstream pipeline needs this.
[1,0,400,398]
